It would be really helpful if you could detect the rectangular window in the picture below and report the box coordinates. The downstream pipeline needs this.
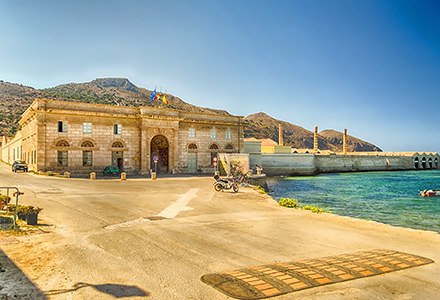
[83,151,92,166]
[57,151,68,166]
[113,124,122,135]
[189,128,195,138]
[226,130,232,139]
[83,123,92,134]
[211,129,216,139]
[58,121,68,133]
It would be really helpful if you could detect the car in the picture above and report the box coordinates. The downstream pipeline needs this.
[12,160,28,172]
[103,166,119,175]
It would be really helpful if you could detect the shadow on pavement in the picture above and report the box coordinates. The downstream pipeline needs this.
[0,247,47,299]
[46,282,149,298]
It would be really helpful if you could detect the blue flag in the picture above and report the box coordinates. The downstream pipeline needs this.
[150,88,156,102]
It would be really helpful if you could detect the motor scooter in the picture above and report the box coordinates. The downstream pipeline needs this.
[213,173,246,193]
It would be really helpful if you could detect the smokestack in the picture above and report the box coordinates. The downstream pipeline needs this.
[279,124,283,146]
[314,126,318,152]
[343,129,348,154]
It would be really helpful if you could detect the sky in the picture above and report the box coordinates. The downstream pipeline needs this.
[1,0,440,152]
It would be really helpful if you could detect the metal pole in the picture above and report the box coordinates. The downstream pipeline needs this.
[13,192,18,230]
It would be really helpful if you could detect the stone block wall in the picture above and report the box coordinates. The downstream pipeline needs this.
[261,153,316,176]
[315,154,415,173]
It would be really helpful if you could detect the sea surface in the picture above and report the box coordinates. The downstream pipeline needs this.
[267,170,440,233]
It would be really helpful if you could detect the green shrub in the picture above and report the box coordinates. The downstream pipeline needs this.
[256,186,267,194]
[0,195,11,206]
[48,172,55,176]
[279,198,299,208]
[302,205,331,214]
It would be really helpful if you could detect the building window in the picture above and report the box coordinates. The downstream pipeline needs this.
[56,140,70,147]
[226,130,232,139]
[112,141,124,148]
[83,123,92,134]
[189,128,195,138]
[113,124,122,135]
[211,129,216,139]
[188,143,197,150]
[83,151,92,166]
[225,144,234,151]
[81,140,94,148]
[58,121,68,133]
[57,151,68,166]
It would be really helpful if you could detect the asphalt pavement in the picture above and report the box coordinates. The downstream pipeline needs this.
[0,162,439,300]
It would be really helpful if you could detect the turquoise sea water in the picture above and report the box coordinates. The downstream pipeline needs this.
[267,170,440,233]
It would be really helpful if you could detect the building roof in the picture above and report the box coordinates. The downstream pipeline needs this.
[258,138,278,146]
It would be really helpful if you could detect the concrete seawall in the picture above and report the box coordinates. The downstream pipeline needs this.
[247,152,439,176]
[315,154,414,173]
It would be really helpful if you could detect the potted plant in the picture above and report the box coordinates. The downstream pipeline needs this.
[0,195,11,210]
[22,206,42,225]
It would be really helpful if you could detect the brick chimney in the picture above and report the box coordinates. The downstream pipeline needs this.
[343,129,348,154]
[279,124,283,146]
[314,126,318,152]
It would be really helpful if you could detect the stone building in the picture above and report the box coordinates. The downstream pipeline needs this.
[14,99,243,175]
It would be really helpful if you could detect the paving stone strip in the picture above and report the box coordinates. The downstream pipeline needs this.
[200,249,434,300]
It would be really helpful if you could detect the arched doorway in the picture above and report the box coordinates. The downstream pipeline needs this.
[414,157,419,169]
[111,141,124,170]
[151,135,169,173]
[421,157,426,169]
[428,158,433,169]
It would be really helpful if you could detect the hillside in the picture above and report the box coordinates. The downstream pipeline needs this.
[243,112,382,152]
[319,129,382,152]
[42,78,230,115]
[0,80,61,136]
[0,78,382,152]
[0,78,229,136]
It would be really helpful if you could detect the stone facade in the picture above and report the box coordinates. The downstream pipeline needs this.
[14,99,243,175]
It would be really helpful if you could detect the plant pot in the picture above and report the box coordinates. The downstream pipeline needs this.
[26,213,38,225]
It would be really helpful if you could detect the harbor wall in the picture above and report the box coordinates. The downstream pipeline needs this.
[247,153,439,176]
[260,153,315,176]
[315,154,414,173]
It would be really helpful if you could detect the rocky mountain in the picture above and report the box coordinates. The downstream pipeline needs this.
[319,129,382,152]
[243,112,382,152]
[0,78,229,136]
[0,78,382,152]
[42,78,229,115]
[0,80,61,136]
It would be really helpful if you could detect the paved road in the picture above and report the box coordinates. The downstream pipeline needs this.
[1,163,439,300]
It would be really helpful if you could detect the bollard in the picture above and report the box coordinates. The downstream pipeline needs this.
[151,172,156,180]
[90,172,96,180]
[64,172,71,178]
[121,172,126,180]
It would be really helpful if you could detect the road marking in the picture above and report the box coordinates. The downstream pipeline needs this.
[104,218,151,230]
[157,188,198,219]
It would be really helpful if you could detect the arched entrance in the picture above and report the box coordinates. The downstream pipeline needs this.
[414,157,419,169]
[151,135,169,173]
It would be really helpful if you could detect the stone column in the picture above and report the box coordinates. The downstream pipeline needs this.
[343,129,348,155]
[314,126,318,152]
[140,127,148,174]
[278,124,283,146]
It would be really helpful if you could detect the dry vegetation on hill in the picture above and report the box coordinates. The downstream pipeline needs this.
[244,112,382,152]
[0,78,382,152]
